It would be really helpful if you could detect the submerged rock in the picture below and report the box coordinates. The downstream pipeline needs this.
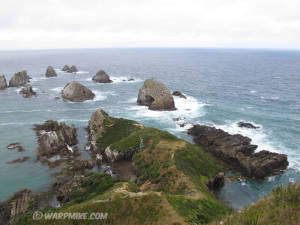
[9,71,30,87]
[137,78,176,111]
[172,91,187,99]
[238,121,260,129]
[45,66,57,77]
[62,81,95,102]
[6,142,25,152]
[19,86,37,98]
[0,75,8,90]
[92,70,112,83]
[6,156,30,164]
[188,125,288,179]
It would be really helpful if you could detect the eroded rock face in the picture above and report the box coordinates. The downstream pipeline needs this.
[62,81,95,102]
[71,160,95,171]
[206,172,225,190]
[87,109,108,154]
[45,66,57,77]
[188,125,288,179]
[34,120,78,158]
[19,86,37,98]
[137,79,176,111]
[9,71,30,87]
[92,70,112,83]
[0,75,8,90]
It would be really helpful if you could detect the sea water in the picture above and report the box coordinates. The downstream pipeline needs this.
[0,48,299,209]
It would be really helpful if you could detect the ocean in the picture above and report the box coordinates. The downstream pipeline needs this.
[0,48,299,209]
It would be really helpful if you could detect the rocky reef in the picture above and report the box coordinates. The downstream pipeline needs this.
[62,65,78,73]
[0,75,8,90]
[45,66,57,77]
[92,70,113,83]
[188,125,289,179]
[19,86,37,98]
[8,71,30,87]
[137,78,176,111]
[61,81,95,102]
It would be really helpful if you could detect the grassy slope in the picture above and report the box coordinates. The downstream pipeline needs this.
[209,183,300,225]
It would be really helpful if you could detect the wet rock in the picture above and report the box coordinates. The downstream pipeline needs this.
[128,78,135,81]
[9,71,30,87]
[6,157,30,164]
[62,81,95,102]
[0,75,8,90]
[45,66,57,77]
[206,172,225,190]
[19,86,37,98]
[238,121,260,129]
[62,65,70,72]
[137,78,176,111]
[172,91,187,99]
[188,125,288,179]
[6,143,26,152]
[92,70,112,83]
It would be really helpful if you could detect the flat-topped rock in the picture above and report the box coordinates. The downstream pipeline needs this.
[45,66,57,77]
[92,70,112,83]
[9,71,30,87]
[0,75,7,90]
[62,81,95,102]
[137,78,176,111]
[19,86,37,98]
[188,125,288,179]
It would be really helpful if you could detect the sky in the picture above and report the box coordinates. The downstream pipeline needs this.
[1,0,300,50]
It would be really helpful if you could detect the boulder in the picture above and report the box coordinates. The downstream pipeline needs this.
[45,66,57,77]
[69,65,78,73]
[0,75,8,90]
[62,81,95,102]
[92,70,112,83]
[9,71,30,87]
[62,65,70,72]
[71,160,95,171]
[238,121,259,129]
[206,172,225,190]
[137,78,176,111]
[172,91,187,99]
[188,125,289,179]
[19,86,37,98]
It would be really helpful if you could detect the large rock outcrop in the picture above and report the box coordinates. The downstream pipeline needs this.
[45,66,57,77]
[61,81,95,102]
[92,70,112,83]
[188,125,288,179]
[0,75,7,90]
[8,71,30,87]
[19,86,37,98]
[137,79,176,111]
[34,120,78,158]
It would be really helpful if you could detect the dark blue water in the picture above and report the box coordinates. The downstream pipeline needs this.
[0,48,299,208]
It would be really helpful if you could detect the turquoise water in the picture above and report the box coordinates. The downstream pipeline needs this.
[0,48,299,208]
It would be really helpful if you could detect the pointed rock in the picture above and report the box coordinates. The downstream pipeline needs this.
[0,75,8,90]
[45,66,57,77]
[9,71,30,87]
[92,70,112,83]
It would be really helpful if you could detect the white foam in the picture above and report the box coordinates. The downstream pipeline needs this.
[75,71,89,74]
[51,87,63,93]
[110,76,142,84]
[67,145,73,153]
[250,90,256,93]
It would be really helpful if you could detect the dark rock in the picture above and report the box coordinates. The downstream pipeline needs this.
[238,121,260,129]
[0,75,8,90]
[137,78,176,111]
[60,122,78,146]
[188,125,288,179]
[172,91,187,99]
[206,172,225,190]
[62,65,70,72]
[19,86,37,98]
[6,157,30,164]
[92,70,112,83]
[69,65,78,73]
[45,66,57,77]
[9,71,30,87]
[54,96,60,100]
[71,160,95,171]
[128,78,135,81]
[62,81,95,102]
[6,143,26,152]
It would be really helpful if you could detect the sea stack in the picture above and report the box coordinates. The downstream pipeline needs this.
[69,65,78,73]
[19,86,37,98]
[92,70,112,83]
[0,75,8,90]
[62,65,70,72]
[61,81,95,102]
[45,66,57,77]
[137,78,176,111]
[8,71,30,87]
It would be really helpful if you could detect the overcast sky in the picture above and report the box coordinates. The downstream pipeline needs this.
[1,0,300,50]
